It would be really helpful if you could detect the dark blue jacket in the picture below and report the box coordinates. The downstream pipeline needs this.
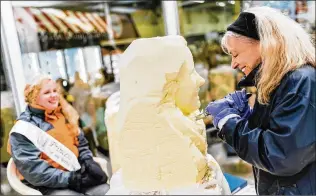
[219,65,316,195]
[9,106,93,189]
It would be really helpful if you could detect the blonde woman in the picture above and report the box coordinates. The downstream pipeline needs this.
[7,75,109,195]
[205,6,315,195]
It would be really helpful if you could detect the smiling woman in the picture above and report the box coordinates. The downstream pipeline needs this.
[221,31,261,76]
[205,6,316,195]
[7,74,110,195]
[33,78,59,110]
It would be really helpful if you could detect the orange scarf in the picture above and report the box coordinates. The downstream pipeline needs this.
[30,104,63,121]
[8,104,80,179]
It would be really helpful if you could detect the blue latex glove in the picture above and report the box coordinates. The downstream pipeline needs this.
[205,99,239,128]
[225,89,252,119]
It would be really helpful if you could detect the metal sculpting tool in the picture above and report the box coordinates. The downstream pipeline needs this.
[195,109,209,120]
[195,93,253,121]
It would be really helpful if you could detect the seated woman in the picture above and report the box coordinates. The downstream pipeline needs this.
[7,75,109,195]
[105,36,231,195]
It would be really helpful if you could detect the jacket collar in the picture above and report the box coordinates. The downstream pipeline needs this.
[27,104,62,121]
[27,105,45,117]
[237,64,261,87]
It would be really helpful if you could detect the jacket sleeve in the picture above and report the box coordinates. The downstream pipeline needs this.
[77,129,93,163]
[9,132,71,188]
[220,91,316,176]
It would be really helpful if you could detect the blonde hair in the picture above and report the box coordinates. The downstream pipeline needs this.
[24,74,53,104]
[221,31,258,54]
[222,6,316,104]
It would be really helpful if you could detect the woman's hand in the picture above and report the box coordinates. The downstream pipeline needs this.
[224,89,252,119]
[83,159,107,182]
[205,99,239,128]
[68,162,107,192]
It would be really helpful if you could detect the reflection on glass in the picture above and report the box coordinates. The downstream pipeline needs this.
[21,53,41,83]
[64,48,87,83]
[82,46,103,86]
[38,50,67,80]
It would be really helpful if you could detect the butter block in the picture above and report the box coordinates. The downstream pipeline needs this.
[105,36,231,194]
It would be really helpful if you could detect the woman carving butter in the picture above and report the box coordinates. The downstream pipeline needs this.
[7,75,109,195]
[205,7,315,195]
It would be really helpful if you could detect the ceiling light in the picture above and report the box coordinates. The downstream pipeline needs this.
[216,2,226,7]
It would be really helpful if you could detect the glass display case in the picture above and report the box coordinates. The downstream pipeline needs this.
[82,46,104,87]
[21,53,41,83]
[38,50,67,80]
[64,47,87,83]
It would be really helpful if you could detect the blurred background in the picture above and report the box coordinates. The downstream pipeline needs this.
[1,0,315,194]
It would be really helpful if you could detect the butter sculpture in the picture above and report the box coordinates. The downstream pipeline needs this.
[105,91,121,173]
[105,36,231,195]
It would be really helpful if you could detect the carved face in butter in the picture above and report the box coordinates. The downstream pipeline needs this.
[112,36,214,191]
[175,62,205,115]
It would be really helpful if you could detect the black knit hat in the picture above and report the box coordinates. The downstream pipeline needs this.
[227,12,260,40]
